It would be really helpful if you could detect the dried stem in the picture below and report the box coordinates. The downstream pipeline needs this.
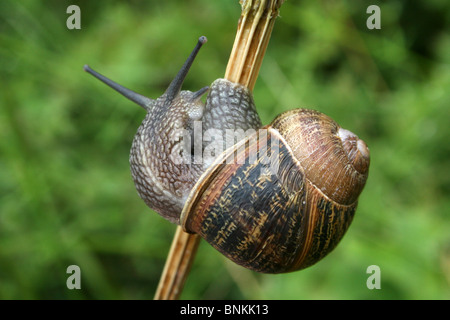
[154,0,284,300]
[225,0,284,90]
[154,228,200,300]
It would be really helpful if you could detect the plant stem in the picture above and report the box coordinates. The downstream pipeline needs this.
[154,228,200,300]
[225,0,284,90]
[154,0,284,300]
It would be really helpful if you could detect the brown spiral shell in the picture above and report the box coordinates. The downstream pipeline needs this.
[180,108,370,273]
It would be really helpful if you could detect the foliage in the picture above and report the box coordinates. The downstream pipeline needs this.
[0,0,449,299]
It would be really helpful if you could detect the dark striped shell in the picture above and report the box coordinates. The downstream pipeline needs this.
[180,109,370,273]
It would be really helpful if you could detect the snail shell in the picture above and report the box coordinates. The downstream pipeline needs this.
[180,109,370,273]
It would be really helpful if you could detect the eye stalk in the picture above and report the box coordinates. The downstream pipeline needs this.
[83,64,155,110]
[165,36,208,101]
[83,36,208,110]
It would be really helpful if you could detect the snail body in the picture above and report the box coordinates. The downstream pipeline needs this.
[85,36,370,273]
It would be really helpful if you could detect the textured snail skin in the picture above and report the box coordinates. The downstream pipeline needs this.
[129,90,206,224]
[202,79,262,139]
[181,109,369,273]
[130,79,262,224]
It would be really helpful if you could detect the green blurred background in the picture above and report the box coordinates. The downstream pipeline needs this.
[0,0,449,299]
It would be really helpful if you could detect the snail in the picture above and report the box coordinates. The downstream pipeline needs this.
[84,36,370,273]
